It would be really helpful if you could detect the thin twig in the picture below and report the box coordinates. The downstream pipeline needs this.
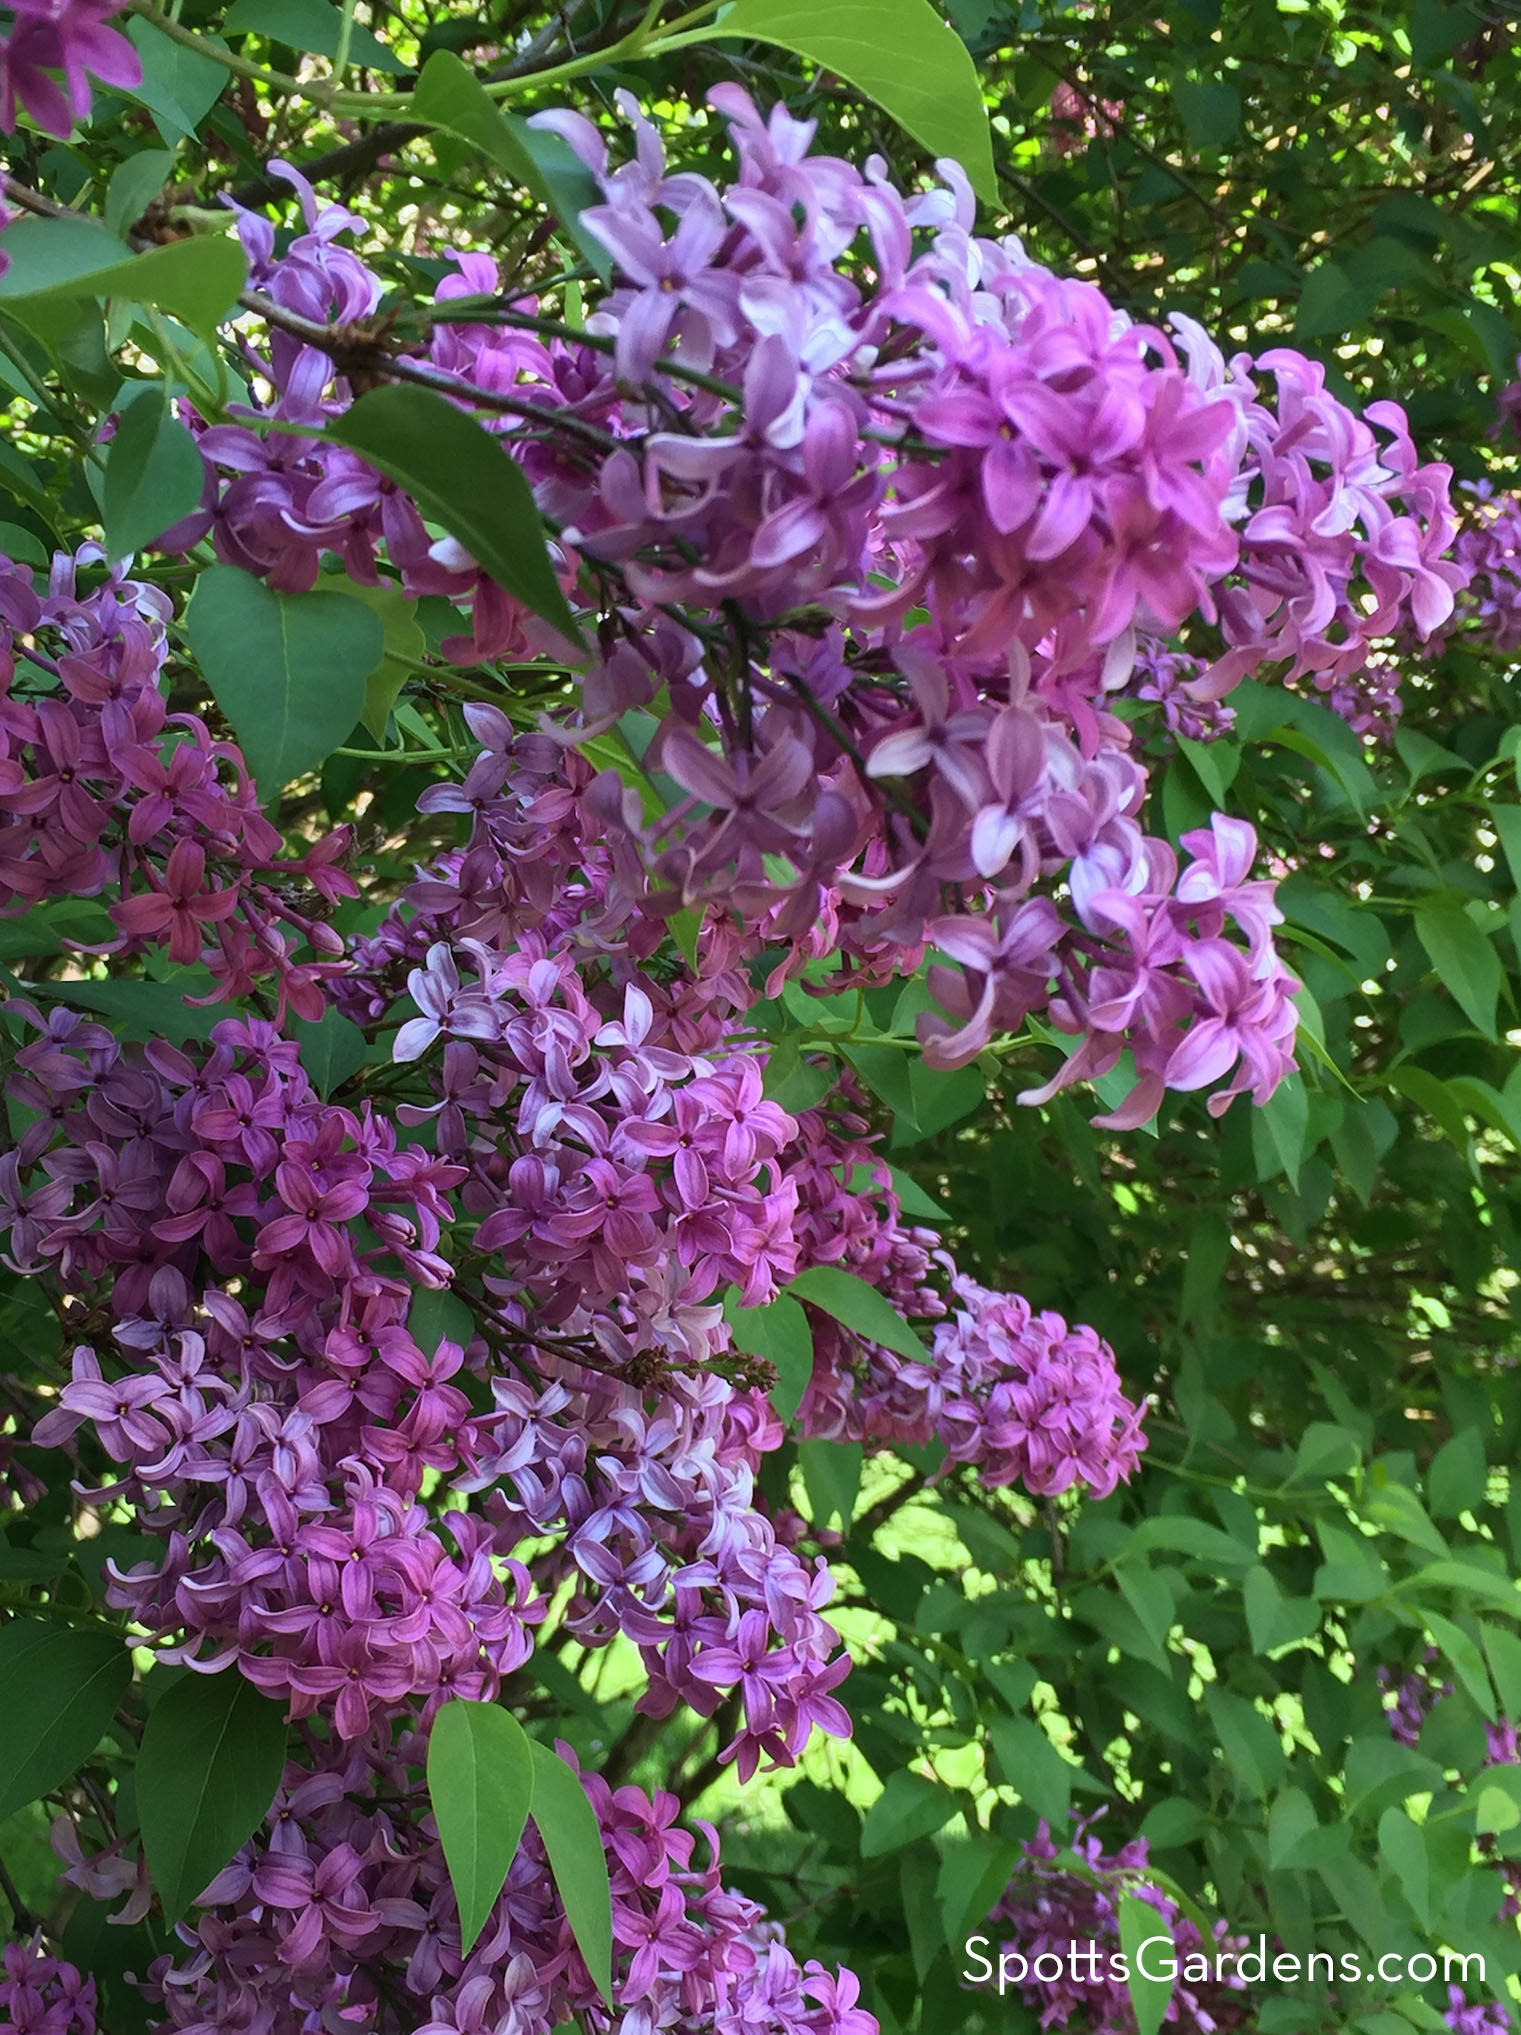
[0,1853,39,1935]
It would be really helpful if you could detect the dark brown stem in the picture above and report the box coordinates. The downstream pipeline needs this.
[598,1706,666,1786]
[854,1466,928,1539]
[0,1853,39,1935]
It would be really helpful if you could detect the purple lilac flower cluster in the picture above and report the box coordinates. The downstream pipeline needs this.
[980,1815,1250,2034]
[983,1815,1511,2035]
[122,1733,876,2034]
[1441,480,1521,658]
[0,1941,98,2035]
[1447,1992,1516,2035]
[341,712,1147,1510]
[0,663,1155,2031]
[0,548,355,1017]
[801,1271,1145,1498]
[0,0,139,137]
[146,90,1468,1128]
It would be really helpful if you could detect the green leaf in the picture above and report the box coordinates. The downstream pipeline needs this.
[1422,1609,1498,1721]
[292,1007,368,1097]
[1139,1798,1208,1850]
[33,970,222,1042]
[0,896,115,959]
[1292,1422,1361,1483]
[185,565,383,794]
[224,0,406,71]
[412,53,610,279]
[102,396,204,560]
[723,1291,814,1423]
[1203,1687,1285,1798]
[527,1742,613,2005]
[427,1699,534,1955]
[841,1040,917,1124]
[408,1287,476,1357]
[785,1264,926,1362]
[762,1035,833,1111]
[859,1769,958,1857]
[1484,1626,1521,1717]
[1388,1065,1473,1150]
[885,1163,949,1221]
[1250,1071,1308,1189]
[137,1668,288,1922]
[988,1715,1076,1826]
[0,521,49,567]
[1267,1786,1318,1870]
[1118,1894,1175,2035]
[1295,260,1376,340]
[1178,1211,1230,1326]
[105,151,175,241]
[1243,1565,1320,1654]
[316,572,426,739]
[1378,1807,1431,1930]
[0,1545,69,1581]
[327,385,584,648]
[902,1057,984,1142]
[1114,1562,1175,1660]
[124,17,230,141]
[798,1437,862,1530]
[1413,897,1502,1040]
[936,1835,1023,1955]
[0,1620,133,1824]
[1476,1783,1521,1839]
[1360,1475,1448,1556]
[0,217,246,334]
[1173,76,1241,149]
[668,907,703,971]
[705,0,997,205]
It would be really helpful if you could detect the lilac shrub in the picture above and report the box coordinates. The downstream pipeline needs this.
[0,27,1482,2035]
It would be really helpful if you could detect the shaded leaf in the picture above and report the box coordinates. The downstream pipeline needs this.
[225,0,406,71]
[138,1669,288,1922]
[859,1770,957,1857]
[0,1620,133,1824]
[102,396,204,560]
[328,385,583,647]
[186,565,383,795]
[412,53,610,279]
[1119,1893,1175,2035]
[0,218,247,331]
[1414,897,1502,1039]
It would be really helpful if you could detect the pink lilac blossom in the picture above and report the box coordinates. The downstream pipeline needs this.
[74,1729,873,2035]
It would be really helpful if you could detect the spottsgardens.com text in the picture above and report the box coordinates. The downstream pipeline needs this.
[963,1935,1486,1994]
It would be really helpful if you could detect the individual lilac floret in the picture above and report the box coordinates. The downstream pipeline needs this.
[0,0,141,136]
